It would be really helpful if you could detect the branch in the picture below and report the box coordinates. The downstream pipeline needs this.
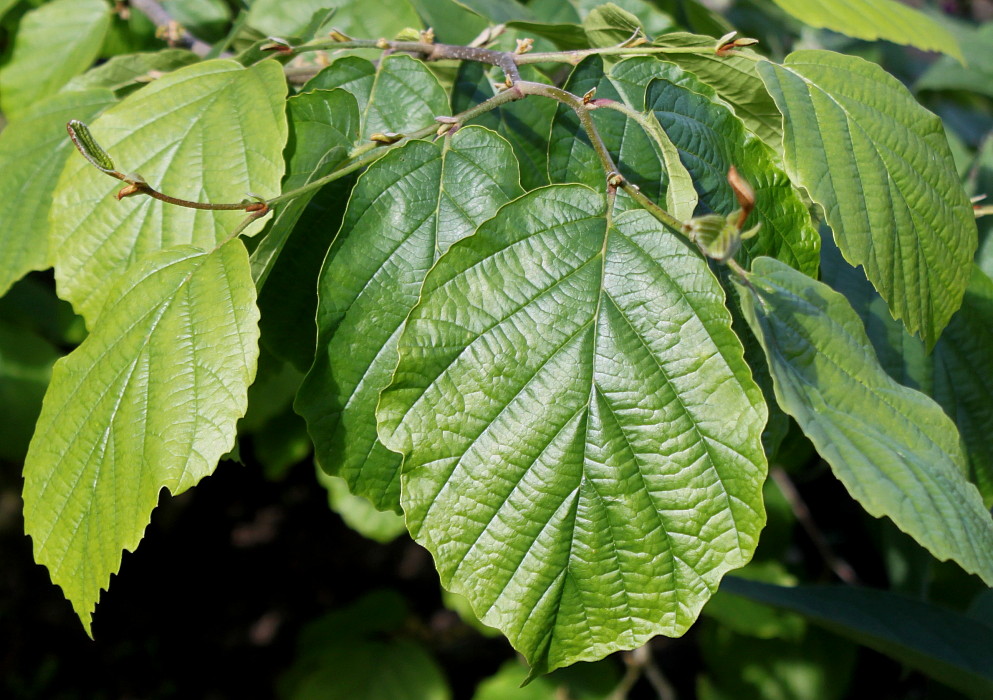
[129,0,214,57]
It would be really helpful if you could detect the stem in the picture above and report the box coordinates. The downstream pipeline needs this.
[130,0,214,57]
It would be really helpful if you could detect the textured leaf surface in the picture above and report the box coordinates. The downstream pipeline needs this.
[723,578,993,698]
[378,186,768,672]
[645,70,819,274]
[0,0,111,119]
[50,59,287,323]
[297,127,522,512]
[306,54,448,141]
[548,56,697,222]
[737,257,993,585]
[0,89,116,297]
[771,0,962,61]
[757,51,976,347]
[22,240,260,632]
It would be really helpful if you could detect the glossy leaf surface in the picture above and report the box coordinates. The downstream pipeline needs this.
[758,51,976,347]
[378,185,768,672]
[22,240,260,633]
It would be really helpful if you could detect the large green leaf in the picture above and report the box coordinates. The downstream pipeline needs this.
[771,0,962,62]
[50,59,287,323]
[737,256,993,585]
[297,127,523,512]
[377,185,768,673]
[722,577,993,699]
[0,0,111,120]
[0,89,116,297]
[305,54,448,142]
[548,56,697,222]
[757,51,976,348]
[452,61,556,191]
[22,239,260,633]
[645,71,819,275]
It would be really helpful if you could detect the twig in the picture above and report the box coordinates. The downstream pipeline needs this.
[770,466,861,585]
[129,0,214,57]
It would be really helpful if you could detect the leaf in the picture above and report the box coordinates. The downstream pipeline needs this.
[548,56,697,222]
[0,89,116,297]
[757,51,976,348]
[63,49,200,94]
[297,127,523,512]
[0,320,59,461]
[452,61,557,190]
[305,54,448,142]
[916,24,993,98]
[377,186,768,673]
[407,0,490,45]
[22,239,260,633]
[645,71,819,275]
[0,0,111,120]
[504,21,590,50]
[651,33,783,150]
[736,256,993,585]
[251,88,360,290]
[722,577,993,699]
[318,471,408,545]
[50,59,287,323]
[583,3,644,47]
[771,0,962,62]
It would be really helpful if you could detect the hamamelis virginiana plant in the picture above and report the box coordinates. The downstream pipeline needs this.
[5,0,993,690]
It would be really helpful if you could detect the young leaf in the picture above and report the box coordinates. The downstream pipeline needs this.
[737,257,993,585]
[22,239,260,634]
[722,577,993,699]
[297,127,523,512]
[0,0,111,120]
[757,51,977,348]
[0,89,116,297]
[644,72,819,275]
[378,186,768,673]
[50,59,287,323]
[770,0,962,62]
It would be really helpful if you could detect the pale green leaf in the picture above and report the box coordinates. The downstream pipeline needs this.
[0,89,116,297]
[722,577,993,699]
[297,127,523,512]
[645,71,819,275]
[737,256,993,585]
[305,54,448,141]
[583,3,644,47]
[22,239,260,633]
[548,56,697,223]
[473,661,559,700]
[916,24,993,98]
[771,0,962,62]
[0,0,111,120]
[63,49,200,94]
[378,186,768,673]
[50,59,287,323]
[757,51,977,347]
[318,471,407,544]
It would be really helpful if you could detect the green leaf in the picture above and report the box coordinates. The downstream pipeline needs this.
[0,320,59,462]
[652,33,783,150]
[297,127,523,512]
[63,49,200,94]
[0,0,112,120]
[645,72,819,275]
[0,89,116,297]
[22,239,260,633]
[473,661,559,700]
[916,24,993,98]
[737,256,993,585]
[771,0,962,62]
[722,577,993,699]
[407,0,490,45]
[504,20,589,50]
[50,59,287,323]
[757,51,976,347]
[452,61,556,190]
[251,88,359,290]
[318,471,408,544]
[306,54,448,142]
[548,56,697,222]
[378,186,768,673]
[583,3,644,47]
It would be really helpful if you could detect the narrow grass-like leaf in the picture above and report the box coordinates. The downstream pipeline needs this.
[50,59,287,323]
[0,0,111,120]
[722,578,993,698]
[737,257,993,585]
[771,0,962,62]
[757,51,976,347]
[297,127,523,512]
[0,89,115,297]
[22,239,260,633]
[378,186,768,673]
